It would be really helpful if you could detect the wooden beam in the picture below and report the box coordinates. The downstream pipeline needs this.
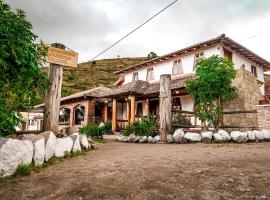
[126,100,130,124]
[103,103,108,122]
[112,98,117,132]
[130,95,135,123]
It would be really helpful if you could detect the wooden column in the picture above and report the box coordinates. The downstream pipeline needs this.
[103,103,108,122]
[126,100,130,124]
[112,98,117,132]
[145,99,149,116]
[43,43,65,134]
[159,74,172,143]
[130,95,136,123]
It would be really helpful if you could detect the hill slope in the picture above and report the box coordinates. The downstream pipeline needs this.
[43,57,147,98]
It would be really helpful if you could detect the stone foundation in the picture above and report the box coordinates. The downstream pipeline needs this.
[256,105,270,130]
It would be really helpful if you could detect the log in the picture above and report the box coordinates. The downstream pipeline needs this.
[159,74,172,143]
[42,43,65,134]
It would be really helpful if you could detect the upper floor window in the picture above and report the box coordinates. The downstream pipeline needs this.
[132,72,139,81]
[146,67,154,81]
[251,65,257,78]
[172,59,183,75]
[193,51,204,70]
[223,48,233,61]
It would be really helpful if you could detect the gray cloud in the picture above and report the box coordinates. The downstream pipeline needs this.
[5,0,270,62]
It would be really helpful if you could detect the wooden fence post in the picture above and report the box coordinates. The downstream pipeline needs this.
[42,43,65,134]
[159,74,172,143]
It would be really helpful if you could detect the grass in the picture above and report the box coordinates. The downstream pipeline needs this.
[0,148,92,185]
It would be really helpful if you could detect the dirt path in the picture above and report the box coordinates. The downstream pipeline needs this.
[1,141,270,200]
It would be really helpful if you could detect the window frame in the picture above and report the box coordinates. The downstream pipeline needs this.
[146,67,154,81]
[193,51,204,70]
[251,65,257,78]
[172,59,183,75]
[132,72,139,81]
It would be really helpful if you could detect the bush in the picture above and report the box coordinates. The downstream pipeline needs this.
[123,114,157,137]
[80,124,104,138]
[15,163,32,176]
[104,121,112,133]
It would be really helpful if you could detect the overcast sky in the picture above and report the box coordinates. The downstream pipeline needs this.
[5,0,270,63]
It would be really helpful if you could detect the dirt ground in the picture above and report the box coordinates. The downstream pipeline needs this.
[1,141,270,200]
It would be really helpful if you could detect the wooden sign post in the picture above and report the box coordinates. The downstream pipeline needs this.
[159,74,172,143]
[43,43,78,134]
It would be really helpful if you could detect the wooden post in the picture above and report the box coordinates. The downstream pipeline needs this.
[126,100,130,124]
[103,103,108,122]
[130,95,136,123]
[42,43,65,134]
[112,98,117,132]
[159,74,172,143]
[145,99,149,116]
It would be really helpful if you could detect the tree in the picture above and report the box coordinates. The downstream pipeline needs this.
[186,55,237,131]
[147,52,157,60]
[0,1,48,136]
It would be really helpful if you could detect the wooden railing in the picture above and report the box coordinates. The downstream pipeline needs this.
[171,109,200,128]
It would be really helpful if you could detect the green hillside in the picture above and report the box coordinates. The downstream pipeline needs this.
[42,57,147,98]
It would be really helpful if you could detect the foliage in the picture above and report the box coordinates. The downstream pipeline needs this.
[186,55,237,130]
[80,124,104,138]
[104,121,112,133]
[123,114,157,137]
[0,1,48,136]
[15,163,32,176]
[147,52,158,60]
[172,114,192,125]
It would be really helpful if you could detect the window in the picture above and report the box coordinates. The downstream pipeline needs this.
[132,72,139,81]
[172,59,183,75]
[193,52,204,70]
[74,105,85,125]
[136,103,143,117]
[59,107,70,123]
[223,48,232,61]
[172,97,181,110]
[251,65,257,78]
[146,67,154,81]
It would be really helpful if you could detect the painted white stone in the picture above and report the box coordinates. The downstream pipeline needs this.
[69,133,81,152]
[128,134,136,143]
[213,133,223,143]
[167,134,174,143]
[99,122,105,128]
[184,132,202,142]
[55,137,73,158]
[40,131,56,161]
[253,130,263,141]
[230,131,248,143]
[139,136,148,143]
[147,136,154,143]
[262,130,270,141]
[154,135,160,142]
[201,131,213,143]
[0,138,33,176]
[247,131,256,141]
[135,136,141,143]
[218,130,231,142]
[173,129,185,143]
[22,134,45,166]
[80,134,89,149]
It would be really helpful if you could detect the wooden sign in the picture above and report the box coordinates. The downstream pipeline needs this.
[46,46,78,68]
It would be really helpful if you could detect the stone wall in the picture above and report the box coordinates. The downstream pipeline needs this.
[222,68,263,131]
[257,105,270,130]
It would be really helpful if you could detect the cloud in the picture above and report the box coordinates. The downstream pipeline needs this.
[5,0,270,62]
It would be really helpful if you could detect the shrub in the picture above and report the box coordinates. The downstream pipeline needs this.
[80,124,104,138]
[104,121,112,133]
[15,163,32,176]
[123,114,157,137]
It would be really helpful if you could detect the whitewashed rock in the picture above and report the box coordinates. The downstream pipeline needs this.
[22,134,45,166]
[218,130,231,142]
[213,133,223,143]
[40,131,56,161]
[247,131,256,141]
[80,134,89,149]
[201,131,213,143]
[55,137,73,158]
[253,130,263,141]
[139,136,148,143]
[154,135,160,142]
[120,135,129,142]
[262,130,270,141]
[230,131,248,143]
[0,138,33,176]
[173,129,185,143]
[184,132,202,142]
[69,133,81,152]
[167,134,174,143]
[147,136,154,143]
[99,122,105,128]
[134,136,141,143]
[128,134,136,143]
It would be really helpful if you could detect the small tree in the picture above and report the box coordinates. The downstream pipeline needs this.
[0,1,48,136]
[186,55,237,131]
[147,52,157,60]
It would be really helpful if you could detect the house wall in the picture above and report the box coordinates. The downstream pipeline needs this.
[16,112,43,131]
